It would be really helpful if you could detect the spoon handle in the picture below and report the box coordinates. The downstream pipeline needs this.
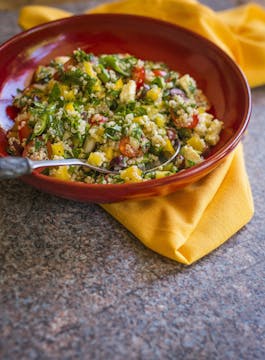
[0,157,32,179]
[0,156,115,179]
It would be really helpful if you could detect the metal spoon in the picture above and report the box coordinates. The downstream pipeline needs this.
[0,139,180,180]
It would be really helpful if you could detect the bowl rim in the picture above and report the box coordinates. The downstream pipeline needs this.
[0,13,252,191]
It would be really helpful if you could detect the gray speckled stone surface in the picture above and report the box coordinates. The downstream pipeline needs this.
[0,1,265,359]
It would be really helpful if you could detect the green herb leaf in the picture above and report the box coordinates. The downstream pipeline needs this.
[97,64,110,83]
[99,55,130,77]
[133,106,147,117]
[187,160,196,167]
[105,124,122,140]
[152,77,165,88]
[73,49,94,63]
[33,113,49,136]
[48,83,61,103]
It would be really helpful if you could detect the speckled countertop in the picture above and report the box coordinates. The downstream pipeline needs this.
[0,1,265,359]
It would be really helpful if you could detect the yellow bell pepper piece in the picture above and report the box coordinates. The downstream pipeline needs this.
[187,135,206,153]
[105,147,113,161]
[146,86,162,102]
[155,171,170,179]
[93,80,103,93]
[60,84,75,100]
[198,107,206,114]
[120,166,143,183]
[163,139,175,155]
[133,116,143,124]
[51,166,71,181]
[154,114,166,127]
[65,102,75,112]
[51,142,64,156]
[83,61,96,77]
[87,152,105,167]
[114,78,123,90]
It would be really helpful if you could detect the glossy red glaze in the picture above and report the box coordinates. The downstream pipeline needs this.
[0,14,251,203]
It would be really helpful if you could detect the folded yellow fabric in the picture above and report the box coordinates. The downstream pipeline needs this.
[18,0,260,264]
[102,144,253,264]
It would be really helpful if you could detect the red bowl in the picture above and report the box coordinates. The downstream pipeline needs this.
[0,14,251,203]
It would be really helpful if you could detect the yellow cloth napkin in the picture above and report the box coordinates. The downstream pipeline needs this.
[18,0,261,264]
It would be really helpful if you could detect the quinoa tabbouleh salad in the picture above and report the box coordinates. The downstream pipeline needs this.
[7,49,223,184]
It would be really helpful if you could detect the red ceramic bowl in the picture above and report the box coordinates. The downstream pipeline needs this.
[0,14,251,203]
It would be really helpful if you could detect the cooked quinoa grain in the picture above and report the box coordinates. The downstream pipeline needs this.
[6,50,223,183]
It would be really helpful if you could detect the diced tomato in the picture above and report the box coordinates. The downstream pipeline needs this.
[89,114,108,126]
[0,127,9,155]
[171,110,199,129]
[119,136,142,158]
[22,140,34,157]
[186,114,199,129]
[18,123,32,142]
[46,140,53,159]
[6,105,19,121]
[132,66,145,90]
[153,69,167,77]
